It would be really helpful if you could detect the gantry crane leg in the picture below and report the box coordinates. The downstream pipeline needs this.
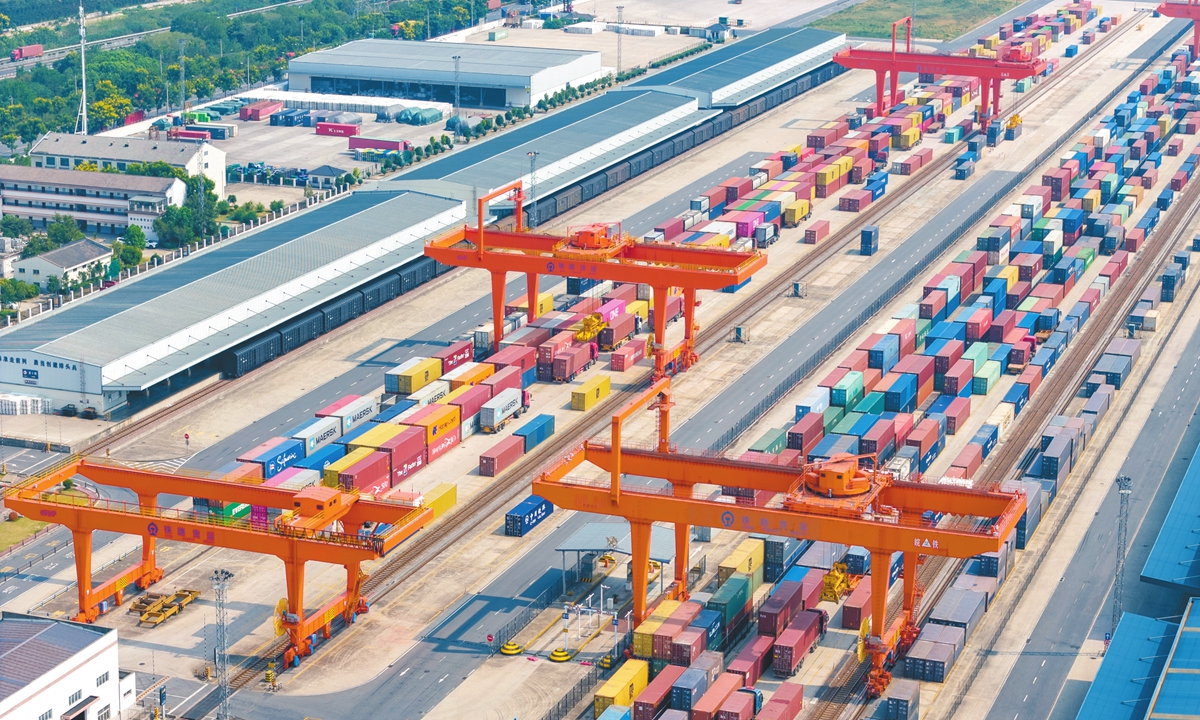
[681,287,698,371]
[630,521,652,624]
[283,555,311,664]
[868,549,895,696]
[650,286,671,380]
[490,271,508,352]
[673,521,690,595]
[525,273,540,324]
[135,493,164,591]
[72,529,97,623]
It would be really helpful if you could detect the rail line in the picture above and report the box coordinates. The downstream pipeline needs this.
[220,9,1144,695]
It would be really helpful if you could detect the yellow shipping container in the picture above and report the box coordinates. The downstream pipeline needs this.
[424,483,457,518]
[627,300,649,321]
[447,362,494,390]
[506,291,555,317]
[997,265,1019,290]
[784,199,811,227]
[833,156,854,176]
[323,447,373,487]
[815,167,839,185]
[894,127,921,150]
[631,620,663,658]
[1081,189,1101,212]
[717,538,765,585]
[594,659,649,716]
[701,234,730,248]
[348,423,408,452]
[392,357,442,395]
[572,375,611,411]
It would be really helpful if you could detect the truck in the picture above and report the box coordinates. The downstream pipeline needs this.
[552,343,598,382]
[478,387,533,433]
[11,45,43,61]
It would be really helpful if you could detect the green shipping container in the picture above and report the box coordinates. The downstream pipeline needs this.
[832,411,863,436]
[734,567,763,596]
[750,427,788,454]
[707,575,750,627]
[972,360,1002,395]
[916,318,931,345]
[823,405,845,432]
[831,371,865,407]
[209,502,250,520]
[853,392,886,415]
[962,342,990,373]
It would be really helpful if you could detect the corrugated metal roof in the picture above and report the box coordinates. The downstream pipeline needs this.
[1147,599,1200,719]
[630,27,844,105]
[0,612,110,703]
[556,521,677,563]
[0,165,179,193]
[1142,445,1200,591]
[1075,612,1178,720]
[290,39,595,82]
[31,133,204,165]
[397,89,714,199]
[34,239,112,271]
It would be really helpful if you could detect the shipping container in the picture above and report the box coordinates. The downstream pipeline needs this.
[633,665,685,720]
[773,612,821,676]
[480,435,525,477]
[505,495,553,537]
[573,375,612,411]
[514,414,555,452]
[595,659,649,717]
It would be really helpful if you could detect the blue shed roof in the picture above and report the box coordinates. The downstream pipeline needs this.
[1075,612,1178,720]
[1146,599,1200,719]
[1142,443,1200,591]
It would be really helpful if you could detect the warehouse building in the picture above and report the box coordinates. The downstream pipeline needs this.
[29,133,227,197]
[287,40,606,108]
[14,239,113,290]
[398,27,846,226]
[0,165,186,241]
[0,188,463,412]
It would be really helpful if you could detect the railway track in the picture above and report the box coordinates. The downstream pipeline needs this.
[220,8,1146,694]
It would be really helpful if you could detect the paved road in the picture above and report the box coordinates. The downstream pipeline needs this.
[672,169,1020,449]
[981,324,1200,720]
[624,152,769,237]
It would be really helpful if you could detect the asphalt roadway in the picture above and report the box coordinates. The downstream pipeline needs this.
[623,152,769,237]
[980,323,1200,720]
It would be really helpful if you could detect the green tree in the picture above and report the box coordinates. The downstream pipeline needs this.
[76,161,99,172]
[1,215,33,238]
[125,161,187,180]
[110,240,143,268]
[46,215,84,247]
[152,205,195,248]
[269,199,285,212]
[44,275,60,295]
[20,235,57,259]
[122,224,147,249]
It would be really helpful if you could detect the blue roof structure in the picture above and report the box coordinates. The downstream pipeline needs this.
[1142,442,1200,591]
[1145,599,1200,719]
[1075,612,1178,720]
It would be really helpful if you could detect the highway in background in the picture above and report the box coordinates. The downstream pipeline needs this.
[981,320,1200,720]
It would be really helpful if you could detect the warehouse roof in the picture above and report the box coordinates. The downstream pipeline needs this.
[0,189,463,390]
[1075,611,1179,720]
[397,88,716,201]
[630,27,845,107]
[31,239,112,271]
[30,133,207,166]
[0,612,111,702]
[1142,446,1200,591]
[289,39,598,82]
[0,165,181,194]
[1146,598,1200,718]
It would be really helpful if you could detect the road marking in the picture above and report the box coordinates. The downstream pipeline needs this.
[399,667,409,676]
[439,674,448,683]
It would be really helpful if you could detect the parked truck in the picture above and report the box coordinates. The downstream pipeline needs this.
[11,44,43,61]
[479,387,533,433]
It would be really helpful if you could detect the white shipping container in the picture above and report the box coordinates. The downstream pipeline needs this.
[442,362,481,384]
[460,412,479,439]
[479,387,523,430]
[327,395,376,434]
[278,469,322,491]
[987,404,1015,437]
[408,380,450,405]
[581,280,614,299]
[290,416,342,455]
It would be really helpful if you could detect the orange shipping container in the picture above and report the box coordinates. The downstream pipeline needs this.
[400,403,461,446]
[448,362,495,390]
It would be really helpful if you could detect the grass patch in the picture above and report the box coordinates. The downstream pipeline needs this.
[0,517,47,553]
[811,0,1023,41]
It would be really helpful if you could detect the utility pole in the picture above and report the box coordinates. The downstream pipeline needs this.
[212,569,234,720]
[1112,475,1133,635]
[179,39,187,112]
[527,150,540,228]
[616,6,624,78]
[75,0,88,135]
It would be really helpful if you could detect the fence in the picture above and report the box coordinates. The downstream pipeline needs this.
[537,633,633,720]
[0,532,70,583]
[4,184,349,328]
[705,25,1188,454]
[28,543,142,615]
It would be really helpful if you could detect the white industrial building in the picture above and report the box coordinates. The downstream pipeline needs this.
[0,166,186,242]
[29,133,226,198]
[14,240,113,290]
[0,612,137,720]
[287,39,607,108]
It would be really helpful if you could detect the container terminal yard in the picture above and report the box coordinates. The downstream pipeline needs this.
[5,1,1200,720]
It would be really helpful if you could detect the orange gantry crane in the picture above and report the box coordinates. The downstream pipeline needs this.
[4,457,441,667]
[531,380,1027,696]
[833,17,1049,131]
[423,180,767,380]
[1158,0,1200,53]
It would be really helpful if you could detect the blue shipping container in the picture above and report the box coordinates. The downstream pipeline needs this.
[514,414,555,452]
[504,495,553,537]
[374,400,417,423]
[251,438,304,479]
[293,442,347,471]
[689,609,723,648]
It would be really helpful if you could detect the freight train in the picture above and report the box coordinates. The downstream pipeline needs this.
[222,255,454,377]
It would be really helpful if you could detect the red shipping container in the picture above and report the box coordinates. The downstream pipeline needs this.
[482,365,522,395]
[488,344,538,372]
[389,439,426,485]
[965,308,993,343]
[943,359,974,395]
[856,333,885,353]
[653,602,702,659]
[818,367,849,389]
[348,136,410,152]
[378,424,426,467]
[841,581,871,629]
[894,354,935,388]
[945,397,972,434]
[863,367,882,394]
[448,383,492,421]
[604,283,638,304]
[633,664,686,720]
[716,692,755,720]
[611,343,645,371]
[316,121,359,137]
[840,350,870,372]
[1029,283,1064,305]
[671,627,707,666]
[944,263,975,298]
[1019,364,1043,394]
[803,219,830,244]
[775,449,803,467]
[720,176,754,202]
[799,574,823,610]
[692,673,745,720]
[860,418,895,458]
[787,413,824,455]
[773,612,820,676]
[758,581,806,638]
[757,682,804,720]
[923,274,948,298]
[952,443,983,477]
[906,420,938,454]
[964,251,988,279]
[427,425,460,462]
[930,339,964,374]
[839,190,873,212]
[1124,227,1144,252]
[728,635,774,686]
[537,331,575,363]
[917,376,934,406]
[893,413,914,447]
[339,450,390,495]
[479,435,523,477]
[985,310,1017,342]
[889,319,917,357]
[920,290,947,320]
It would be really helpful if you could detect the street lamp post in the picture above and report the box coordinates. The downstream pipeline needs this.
[527,150,540,228]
